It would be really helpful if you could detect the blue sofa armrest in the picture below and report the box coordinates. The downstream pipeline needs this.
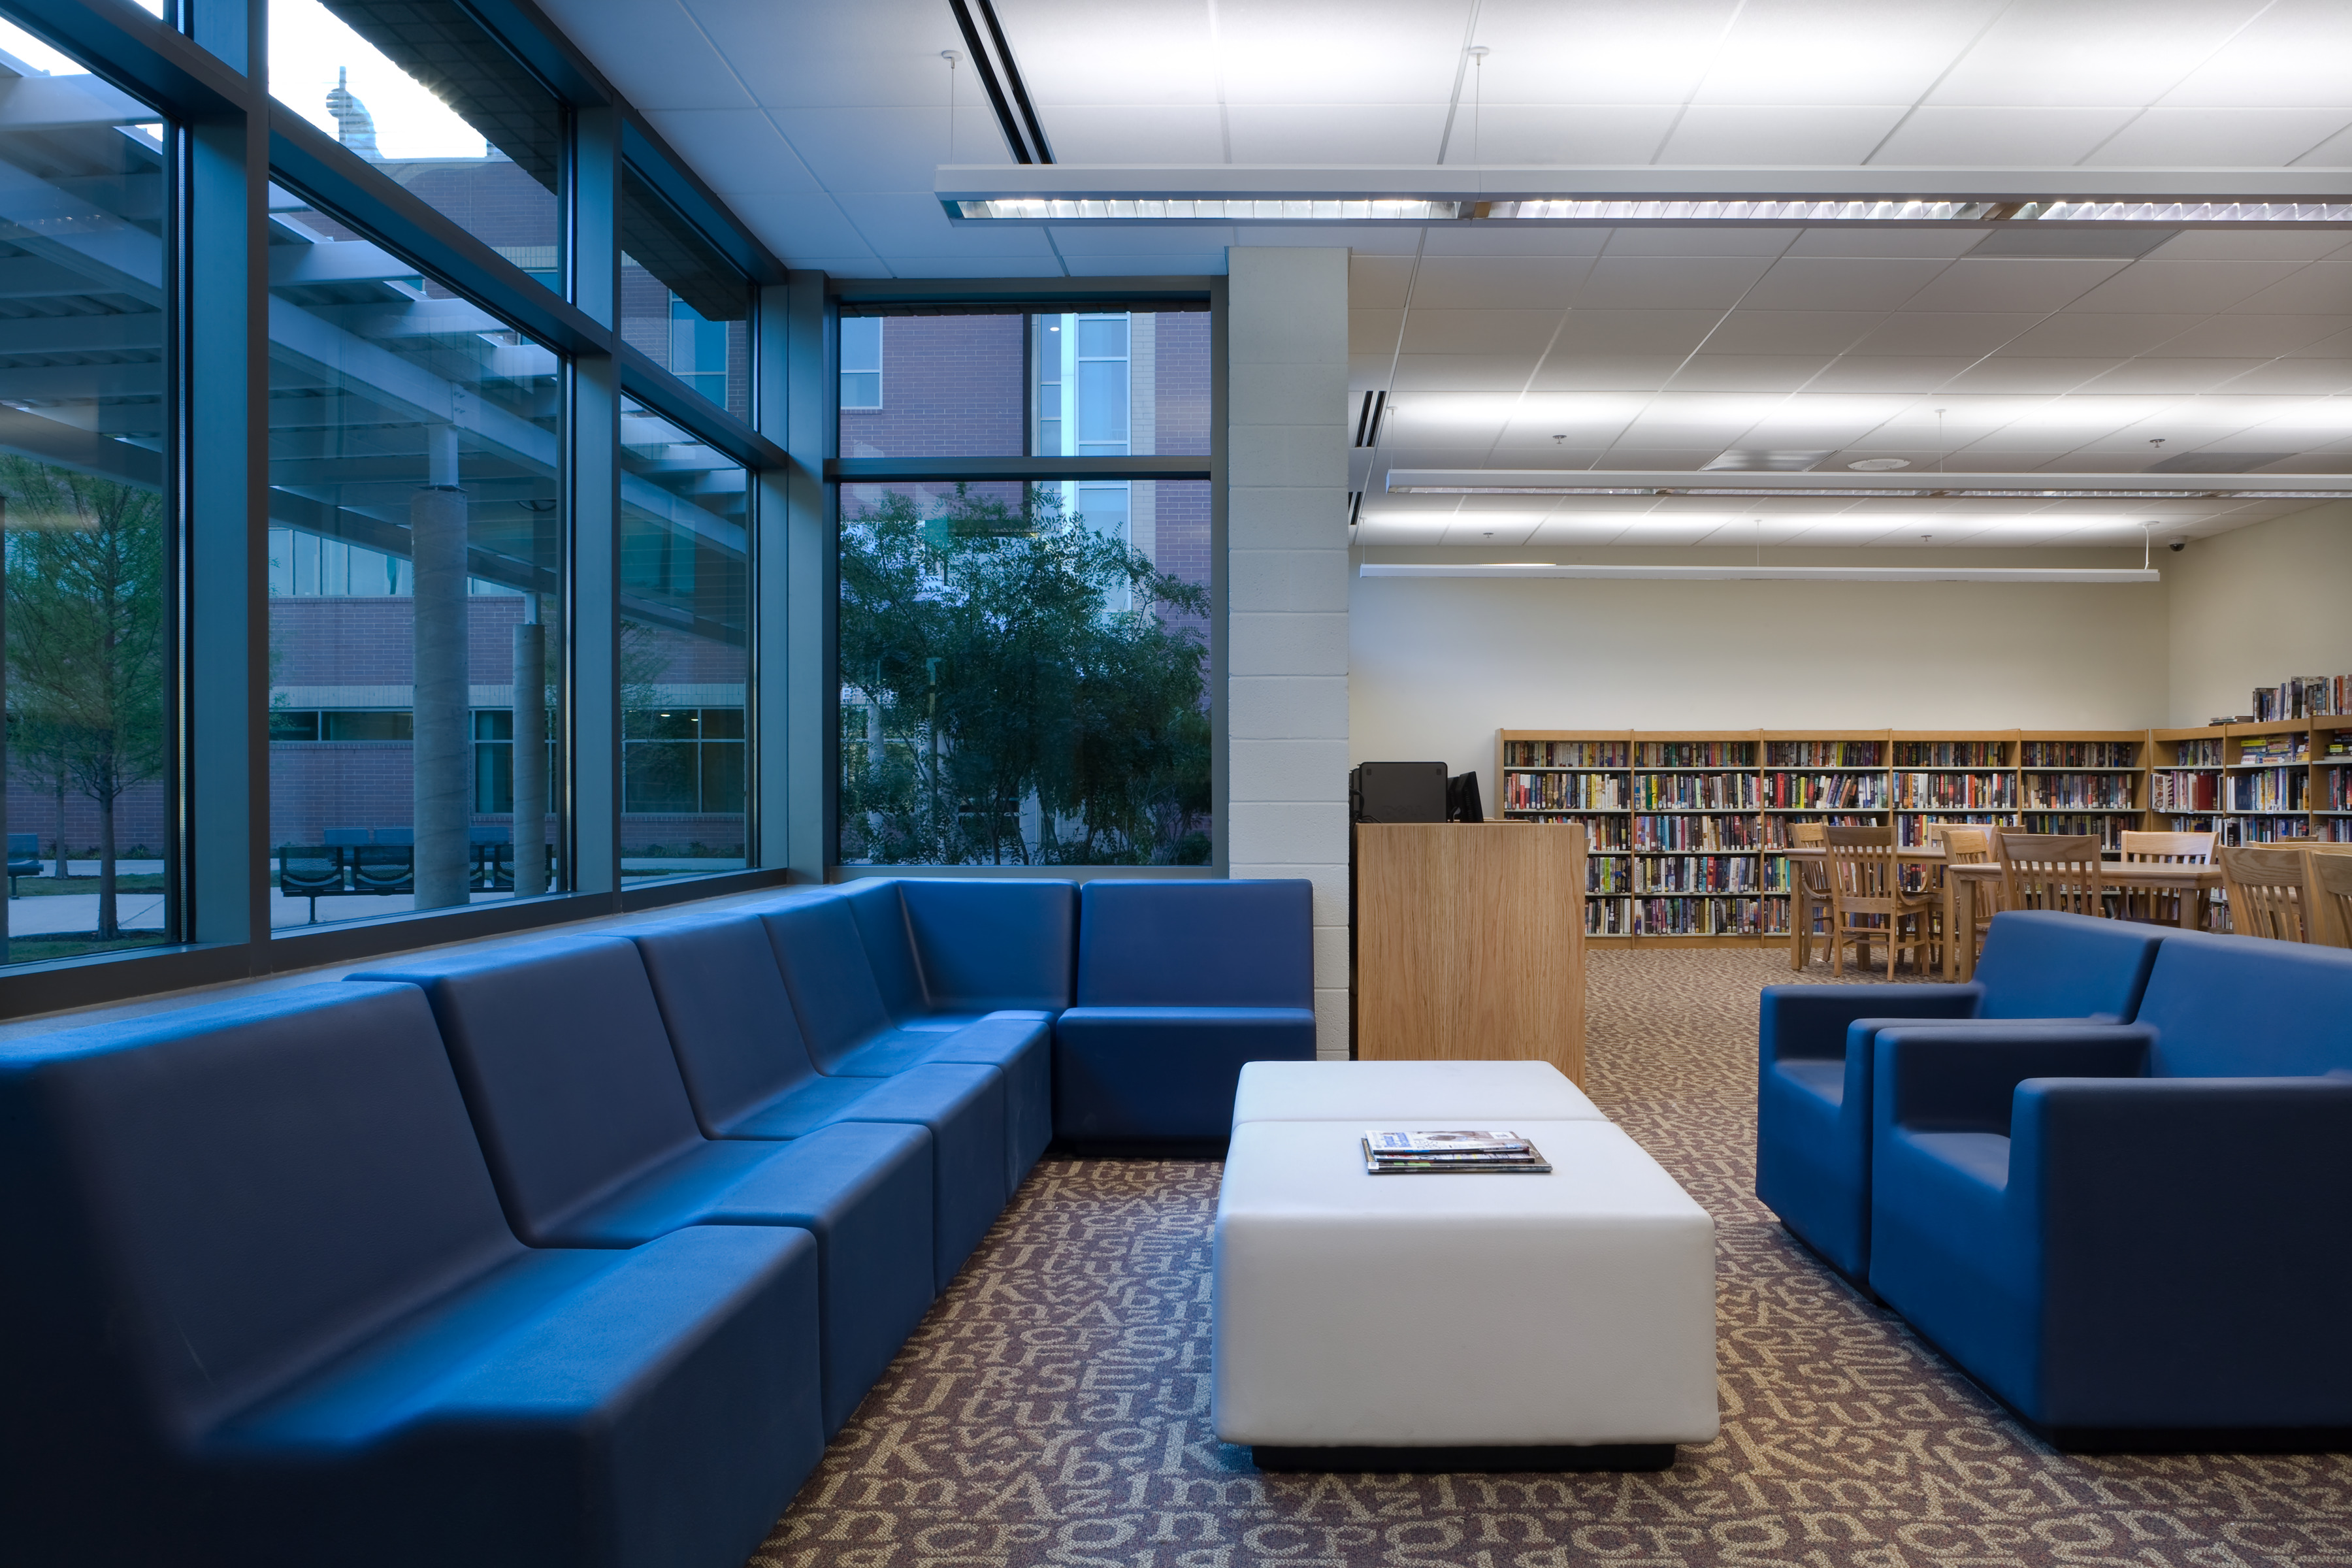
[2012,1073,2352,1430]
[1761,983,1982,1064]
[1875,1024,2151,1135]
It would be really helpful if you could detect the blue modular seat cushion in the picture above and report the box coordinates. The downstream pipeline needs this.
[623,913,825,1136]
[899,878,1079,1018]
[1054,1007,1316,1143]
[1076,879,1313,1009]
[1967,911,2164,1022]
[2124,931,2352,1079]
[760,898,907,1074]
[818,1014,1053,1193]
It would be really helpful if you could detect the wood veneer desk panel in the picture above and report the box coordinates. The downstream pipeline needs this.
[1354,822,1586,1084]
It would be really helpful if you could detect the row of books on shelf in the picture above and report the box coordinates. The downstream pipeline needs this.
[2239,674,2352,724]
[1633,815,1765,851]
[1761,775,1889,809]
[2232,774,2308,812]
[1631,775,1757,810]
[1896,813,2011,847]
[1584,896,1771,938]
[1893,741,2008,767]
[1504,740,1628,768]
[2236,735,2308,765]
[2018,740,2138,768]
[1504,772,1624,811]
[2173,739,2225,766]
[2151,772,2219,811]
[2021,777,2140,809]
[1894,774,2016,809]
[2154,815,2352,845]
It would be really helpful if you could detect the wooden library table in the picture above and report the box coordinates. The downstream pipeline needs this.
[1782,848,2223,981]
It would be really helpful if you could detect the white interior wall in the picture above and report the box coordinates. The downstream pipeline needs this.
[1347,550,2172,796]
[2165,501,2352,728]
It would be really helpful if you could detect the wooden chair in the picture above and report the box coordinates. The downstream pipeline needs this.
[1825,825,1933,979]
[2117,828,2215,928]
[1788,821,1833,970]
[1993,830,2106,917]
[1936,826,1997,970]
[2219,845,2317,943]
[2307,850,2352,949]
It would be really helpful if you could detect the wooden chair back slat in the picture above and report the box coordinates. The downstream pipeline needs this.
[2119,830,2215,864]
[1995,830,2106,917]
[2308,851,2352,949]
[2221,845,2317,943]
[1823,825,1931,977]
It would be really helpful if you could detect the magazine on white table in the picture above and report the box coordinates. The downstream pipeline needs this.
[1361,1129,1552,1175]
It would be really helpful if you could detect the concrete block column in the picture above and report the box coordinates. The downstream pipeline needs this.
[1224,248,1350,1058]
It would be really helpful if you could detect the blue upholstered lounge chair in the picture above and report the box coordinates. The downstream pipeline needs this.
[0,983,821,1568]
[350,936,936,1435]
[1869,932,2352,1446]
[1054,879,1318,1145]
[836,877,1077,1030]
[1756,910,2165,1282]
[625,909,1011,1287]
[760,894,1054,1184]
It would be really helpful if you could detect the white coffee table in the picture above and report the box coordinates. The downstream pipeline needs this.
[1231,1060,1603,1128]
[1213,1118,1716,1471]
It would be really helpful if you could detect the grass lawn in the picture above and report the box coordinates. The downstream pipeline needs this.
[4,934,169,961]
[10,875,168,896]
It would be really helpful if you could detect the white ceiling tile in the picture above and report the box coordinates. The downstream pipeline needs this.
[1658,105,1908,163]
[1804,357,1978,391]
[2157,0,2352,109]
[2078,359,2275,393]
[987,0,1222,107]
[2082,108,2352,167]
[1222,104,1450,163]
[830,191,1060,257]
[1923,1,2276,108]
[1390,357,1548,392]
[766,106,956,191]
[1410,257,1596,310]
[1350,256,1420,310]
[1570,256,1777,310]
[2148,232,2352,263]
[1044,223,1236,256]
[1350,310,1405,355]
[1997,313,2208,356]
[717,193,878,262]
[1701,312,1883,355]
[1663,354,1836,391]
[1739,258,1955,311]
[2284,327,2352,359]
[1897,259,2130,313]
[1457,106,1683,164]
[2222,265,2352,316]
[1420,226,1616,257]
[1471,1,1733,106]
[1844,312,2040,356]
[1529,357,1698,391]
[1936,359,2115,393]
[1040,106,1228,163]
[2197,361,2352,393]
[1786,227,1987,259]
[2157,316,2350,356]
[1401,308,1573,355]
[2293,125,2352,165]
[2066,260,2306,314]
[1595,228,1803,259]
[785,255,896,278]
[1869,106,2140,164]
[1062,252,1230,276]
[642,110,825,196]
[536,0,757,110]
[679,0,959,108]
[1552,310,1727,355]
[1213,2,1464,107]
[1688,0,2006,105]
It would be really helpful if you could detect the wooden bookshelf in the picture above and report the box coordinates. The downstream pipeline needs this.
[1499,720,2352,947]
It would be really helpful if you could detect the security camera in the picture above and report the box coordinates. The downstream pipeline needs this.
[2168,538,2187,553]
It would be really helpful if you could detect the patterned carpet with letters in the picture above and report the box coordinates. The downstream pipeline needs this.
[752,950,2351,1568]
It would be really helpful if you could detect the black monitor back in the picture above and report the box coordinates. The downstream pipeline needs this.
[1351,762,1448,823]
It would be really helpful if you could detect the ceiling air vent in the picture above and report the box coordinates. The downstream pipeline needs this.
[2147,451,2296,474]
[1354,391,1387,449]
[1701,449,1834,472]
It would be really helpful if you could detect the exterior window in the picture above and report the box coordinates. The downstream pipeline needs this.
[265,182,564,929]
[840,316,882,410]
[267,0,564,296]
[0,47,173,965]
[621,166,750,419]
[619,397,749,881]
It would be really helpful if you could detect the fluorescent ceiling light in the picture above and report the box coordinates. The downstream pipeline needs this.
[1382,470,2352,501]
[1360,563,2162,583]
[940,167,2352,225]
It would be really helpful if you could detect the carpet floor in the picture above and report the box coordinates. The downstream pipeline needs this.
[752,950,2351,1568]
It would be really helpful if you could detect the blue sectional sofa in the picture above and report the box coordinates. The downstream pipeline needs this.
[0,985,822,1568]
[1867,931,2352,1448]
[0,874,1312,1564]
[1756,911,2164,1282]
[1054,879,1319,1145]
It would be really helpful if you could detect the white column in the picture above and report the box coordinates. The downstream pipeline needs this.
[410,482,472,909]
[1225,247,1351,1058]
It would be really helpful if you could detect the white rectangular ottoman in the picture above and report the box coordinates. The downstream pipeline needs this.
[1231,1060,1605,1128]
[1213,1118,1716,1471]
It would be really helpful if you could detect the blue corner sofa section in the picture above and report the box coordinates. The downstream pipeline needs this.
[1054,879,1319,1143]
[1759,910,2352,1448]
[0,874,1311,1565]
[1756,910,2165,1282]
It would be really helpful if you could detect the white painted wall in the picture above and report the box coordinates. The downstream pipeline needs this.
[1348,549,2172,796]
[2166,501,2352,727]
[1226,248,1351,1057]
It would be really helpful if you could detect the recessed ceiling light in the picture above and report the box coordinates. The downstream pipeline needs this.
[1849,458,1910,471]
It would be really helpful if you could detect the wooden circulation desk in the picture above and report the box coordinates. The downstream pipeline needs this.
[1352,821,1587,1085]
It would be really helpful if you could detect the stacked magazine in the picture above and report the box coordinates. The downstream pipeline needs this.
[1362,1129,1552,1175]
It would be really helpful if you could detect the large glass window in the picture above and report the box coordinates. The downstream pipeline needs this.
[621,168,749,420]
[620,395,748,881]
[269,0,564,295]
[838,478,1212,867]
[265,182,563,929]
[837,308,1209,461]
[0,41,172,965]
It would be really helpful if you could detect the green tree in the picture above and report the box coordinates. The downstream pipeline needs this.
[840,485,1209,866]
[3,457,167,939]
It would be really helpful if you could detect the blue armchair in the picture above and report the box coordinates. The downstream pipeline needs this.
[1054,879,1317,1145]
[1756,911,2164,1282]
[1869,933,2352,1445]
